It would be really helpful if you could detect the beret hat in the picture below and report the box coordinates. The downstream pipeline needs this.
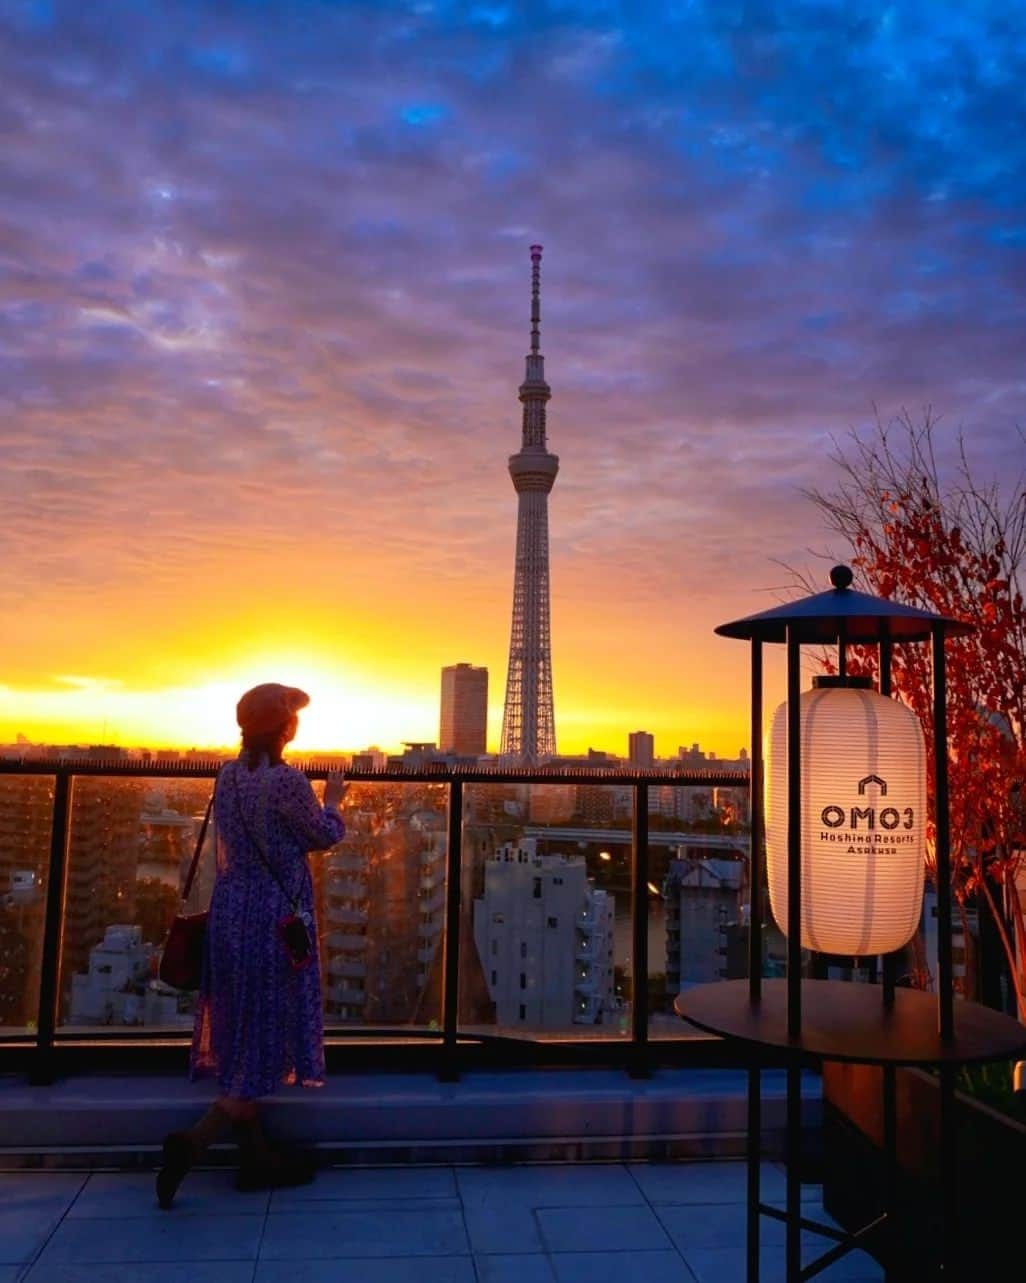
[236,683,310,735]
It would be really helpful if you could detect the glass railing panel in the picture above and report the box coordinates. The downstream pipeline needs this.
[0,774,54,1035]
[58,774,217,1032]
[55,773,449,1036]
[647,783,751,1038]
[320,780,447,1031]
[459,781,632,1040]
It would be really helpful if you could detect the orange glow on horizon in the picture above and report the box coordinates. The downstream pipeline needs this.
[1,574,770,760]
[0,646,754,759]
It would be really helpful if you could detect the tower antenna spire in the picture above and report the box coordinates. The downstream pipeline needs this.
[529,243,542,355]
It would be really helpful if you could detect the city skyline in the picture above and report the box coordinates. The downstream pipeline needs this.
[2,3,1023,756]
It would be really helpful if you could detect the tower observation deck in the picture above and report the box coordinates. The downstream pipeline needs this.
[499,245,558,761]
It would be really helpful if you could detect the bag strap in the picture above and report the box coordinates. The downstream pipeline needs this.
[230,762,300,912]
[181,767,222,903]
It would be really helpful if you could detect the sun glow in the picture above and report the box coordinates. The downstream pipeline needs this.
[0,650,441,753]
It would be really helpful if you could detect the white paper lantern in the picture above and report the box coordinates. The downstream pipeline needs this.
[765,682,926,955]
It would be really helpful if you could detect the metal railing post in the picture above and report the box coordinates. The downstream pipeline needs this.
[630,782,650,1077]
[441,778,463,1081]
[30,770,72,1086]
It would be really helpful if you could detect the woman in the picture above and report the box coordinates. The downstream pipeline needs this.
[157,682,347,1208]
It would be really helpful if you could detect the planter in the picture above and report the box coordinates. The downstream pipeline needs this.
[822,1060,1026,1279]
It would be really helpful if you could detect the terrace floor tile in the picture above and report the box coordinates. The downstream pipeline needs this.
[536,1203,673,1253]
[549,1249,695,1282]
[69,1170,269,1217]
[30,1213,263,1266]
[0,1174,87,1264]
[258,1204,470,1259]
[253,1258,478,1283]
[627,1159,786,1205]
[456,1163,644,1208]
[270,1165,457,1205]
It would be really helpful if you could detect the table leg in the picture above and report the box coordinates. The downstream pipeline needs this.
[747,1064,761,1283]
[786,1061,801,1282]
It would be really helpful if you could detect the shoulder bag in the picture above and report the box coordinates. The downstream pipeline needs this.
[157,772,220,991]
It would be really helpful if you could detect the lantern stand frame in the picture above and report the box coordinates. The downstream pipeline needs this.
[675,566,1026,1283]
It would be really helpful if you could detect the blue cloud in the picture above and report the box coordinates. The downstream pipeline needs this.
[400,103,448,126]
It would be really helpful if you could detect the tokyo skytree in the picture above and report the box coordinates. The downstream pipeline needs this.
[499,245,558,761]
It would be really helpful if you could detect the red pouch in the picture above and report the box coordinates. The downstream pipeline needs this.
[278,914,313,970]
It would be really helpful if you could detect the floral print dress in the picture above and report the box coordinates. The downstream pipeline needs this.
[190,755,345,1099]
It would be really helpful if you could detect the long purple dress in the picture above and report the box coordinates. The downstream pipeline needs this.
[190,755,345,1099]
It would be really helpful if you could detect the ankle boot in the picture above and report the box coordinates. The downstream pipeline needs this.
[234,1115,316,1192]
[156,1103,232,1209]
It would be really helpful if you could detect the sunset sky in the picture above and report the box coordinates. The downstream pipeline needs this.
[2,1,1024,756]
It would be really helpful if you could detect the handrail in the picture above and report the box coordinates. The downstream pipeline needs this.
[0,758,747,786]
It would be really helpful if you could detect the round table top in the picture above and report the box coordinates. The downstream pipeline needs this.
[673,979,1026,1066]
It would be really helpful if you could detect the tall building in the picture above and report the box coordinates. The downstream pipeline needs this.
[0,774,52,1028]
[663,854,745,994]
[628,731,655,767]
[500,245,559,761]
[472,838,615,1029]
[440,663,488,755]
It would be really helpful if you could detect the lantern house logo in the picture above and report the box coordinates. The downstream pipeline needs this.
[821,775,914,832]
[857,774,886,795]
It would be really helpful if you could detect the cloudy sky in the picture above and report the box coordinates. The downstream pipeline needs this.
[1,0,1023,754]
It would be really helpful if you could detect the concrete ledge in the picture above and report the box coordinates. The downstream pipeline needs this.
[0,1068,821,1168]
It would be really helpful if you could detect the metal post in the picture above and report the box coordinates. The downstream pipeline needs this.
[441,778,463,1081]
[748,640,765,1283]
[882,1063,897,1280]
[879,640,897,1005]
[786,628,802,1040]
[939,1062,958,1276]
[631,783,650,1077]
[932,625,954,1043]
[31,771,72,1086]
[878,638,892,697]
[749,640,763,1003]
[747,1064,761,1283]
[785,629,803,1282]
[786,1061,802,1283]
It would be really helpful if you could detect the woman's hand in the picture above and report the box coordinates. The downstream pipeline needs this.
[324,770,349,810]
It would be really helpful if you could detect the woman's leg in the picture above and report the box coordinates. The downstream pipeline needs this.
[156,1096,250,1209]
[216,1095,258,1123]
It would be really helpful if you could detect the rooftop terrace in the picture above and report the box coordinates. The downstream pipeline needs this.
[3,1154,883,1283]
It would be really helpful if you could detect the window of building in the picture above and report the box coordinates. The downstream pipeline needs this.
[520,941,527,959]
[547,916,558,928]
[491,939,498,956]
[491,970,497,986]
[519,972,526,989]
[493,913,505,924]
[519,1004,526,1021]
[532,877,541,899]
